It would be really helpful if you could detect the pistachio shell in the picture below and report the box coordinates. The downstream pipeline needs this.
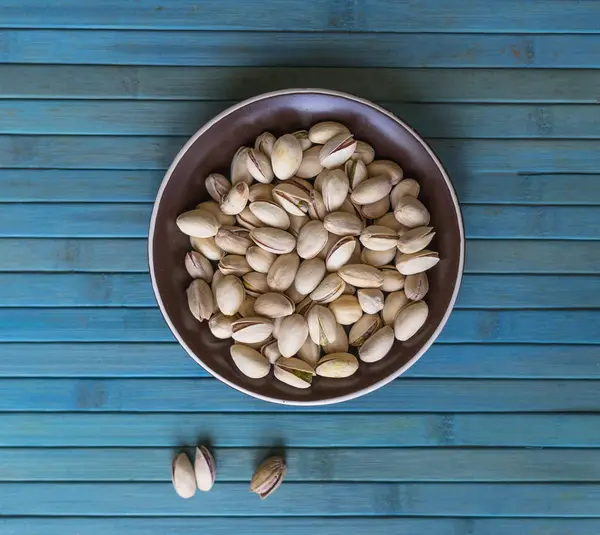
[250,228,296,254]
[272,316,284,339]
[338,264,384,288]
[196,200,237,227]
[249,201,291,230]
[345,158,368,190]
[288,176,314,192]
[231,146,254,185]
[308,121,351,144]
[238,296,256,318]
[357,288,385,315]
[190,236,224,261]
[319,133,357,169]
[397,226,435,254]
[315,353,359,378]
[172,452,196,499]
[194,446,216,492]
[285,284,306,304]
[375,212,408,233]
[250,456,287,499]
[272,183,311,216]
[236,207,264,230]
[395,250,440,275]
[215,275,245,316]
[323,323,349,355]
[319,169,350,212]
[274,357,314,389]
[350,140,375,165]
[186,279,213,322]
[218,254,252,276]
[261,339,282,364]
[394,196,431,228]
[307,190,328,221]
[350,175,392,205]
[405,272,430,301]
[367,159,403,185]
[390,178,421,207]
[246,149,274,184]
[296,295,317,317]
[310,273,346,304]
[297,220,329,259]
[338,197,363,219]
[278,314,309,358]
[211,270,223,312]
[325,236,357,272]
[208,312,238,339]
[220,182,250,216]
[288,213,310,237]
[215,226,253,255]
[380,265,406,292]
[360,225,399,251]
[185,251,214,282]
[360,196,390,219]
[294,258,327,296]
[307,305,338,346]
[231,316,274,344]
[328,295,363,325]
[249,183,274,203]
[177,209,220,238]
[359,325,395,363]
[255,132,276,157]
[318,231,342,260]
[230,344,270,378]
[267,252,300,292]
[360,247,396,267]
[242,271,270,295]
[298,336,321,366]
[293,130,312,150]
[272,134,303,180]
[342,283,357,296]
[205,173,231,203]
[383,291,409,325]
[323,211,363,236]
[254,292,295,318]
[296,146,324,179]
[349,313,382,347]
[394,300,429,341]
[246,246,277,274]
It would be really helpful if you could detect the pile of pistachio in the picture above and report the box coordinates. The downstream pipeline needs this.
[177,121,439,389]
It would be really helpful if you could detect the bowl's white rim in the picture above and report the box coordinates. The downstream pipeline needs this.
[148,87,465,406]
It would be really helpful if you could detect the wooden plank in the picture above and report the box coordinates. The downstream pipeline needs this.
[2,0,599,32]
[0,308,596,343]
[0,239,597,273]
[3,137,600,172]
[3,101,600,139]
[1,378,600,412]
[1,31,599,68]
[2,66,599,103]
[2,481,600,516]
[0,203,597,239]
[0,343,597,379]
[0,518,597,535]
[1,170,598,204]
[2,447,600,482]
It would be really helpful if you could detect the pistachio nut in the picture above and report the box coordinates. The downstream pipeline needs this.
[296,295,317,317]
[172,452,196,499]
[185,250,214,282]
[329,295,363,325]
[349,313,382,347]
[274,357,315,389]
[367,159,403,185]
[338,264,384,288]
[360,247,396,267]
[375,212,408,233]
[220,182,250,216]
[395,250,440,275]
[254,292,295,318]
[359,325,395,363]
[230,344,270,378]
[307,189,328,221]
[231,146,254,185]
[322,323,349,355]
[307,304,338,346]
[397,226,435,254]
[285,284,306,305]
[278,314,309,358]
[288,213,310,237]
[215,226,253,255]
[250,456,286,499]
[249,201,291,230]
[215,275,245,316]
[394,300,429,341]
[405,272,429,301]
[360,225,399,251]
[194,446,216,492]
[380,265,405,292]
[319,169,350,212]
[357,288,384,314]
[394,196,431,228]
[246,246,276,274]
[293,129,312,150]
[267,252,300,291]
[186,279,214,322]
[205,173,231,203]
[298,336,321,366]
[382,291,409,325]
[272,134,303,180]
[218,254,252,276]
[249,183,274,203]
[315,353,359,378]
[323,211,363,236]
[308,121,350,144]
[190,236,225,261]
[319,133,357,169]
[254,131,276,157]
[208,312,238,339]
[390,178,421,207]
[246,148,274,184]
[296,145,325,179]
[345,158,368,190]
[242,271,270,296]
[310,273,346,304]
[196,200,237,227]
[272,182,310,216]
[261,339,282,364]
[325,236,357,272]
[350,140,375,165]
[236,206,264,230]
[350,175,392,205]
[297,220,329,259]
[250,227,296,254]
[360,196,390,219]
[294,258,327,296]
[231,316,274,344]
[177,208,220,238]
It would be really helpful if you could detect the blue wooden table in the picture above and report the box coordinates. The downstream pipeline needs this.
[1,1,600,532]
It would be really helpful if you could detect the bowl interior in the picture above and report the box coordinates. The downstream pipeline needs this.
[150,90,463,404]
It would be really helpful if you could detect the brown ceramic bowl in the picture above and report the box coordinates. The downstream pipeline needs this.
[149,89,464,405]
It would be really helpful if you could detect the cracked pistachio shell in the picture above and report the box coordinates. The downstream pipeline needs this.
[360,225,399,252]
[298,336,321,366]
[215,226,253,255]
[338,264,384,288]
[215,275,245,316]
[254,292,295,318]
[220,182,249,216]
[289,176,314,191]
[349,313,382,347]
[218,254,252,277]
[323,211,363,237]
[390,178,421,207]
[350,140,375,165]
[231,147,254,185]
[296,295,317,317]
[232,316,274,344]
[177,209,220,238]
[359,325,395,363]
[309,121,350,144]
[328,295,363,325]
[293,130,312,150]
[361,247,396,267]
[360,196,391,220]
[278,314,309,358]
[250,456,287,499]
[307,305,338,346]
[323,323,349,355]
[357,288,385,315]
[261,339,282,364]
[272,183,310,216]
[319,133,357,169]
[250,228,296,255]
[190,236,224,261]
[397,226,436,254]
[297,220,329,259]
[272,134,303,180]
[274,357,315,389]
[375,212,408,233]
[242,271,270,296]
[194,446,216,492]
[196,200,236,227]
[246,246,276,274]
[205,173,231,203]
[325,236,357,272]
[394,196,431,228]
[187,279,214,322]
[267,252,300,292]
[319,169,350,212]
[405,272,430,301]
[383,291,409,325]
[315,352,359,378]
[350,175,392,205]
[249,183,274,203]
[310,273,346,304]
[296,145,324,179]
[255,131,276,157]
[395,250,440,275]
[209,312,238,339]
[367,160,403,185]
[394,300,429,341]
[185,251,214,282]
[249,201,291,230]
[295,258,327,296]
[246,149,274,184]
[345,158,368,190]
[172,452,196,499]
[230,344,270,378]
[380,265,405,292]
[236,206,264,230]
[307,189,327,221]
[238,296,256,318]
